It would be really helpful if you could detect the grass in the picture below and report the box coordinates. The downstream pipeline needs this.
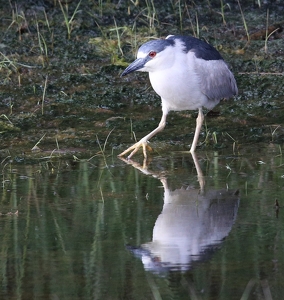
[264,8,281,54]
[112,17,124,57]
[41,75,48,115]
[237,0,250,42]
[0,0,283,157]
[225,132,238,155]
[0,114,13,125]
[31,133,47,151]
[218,0,232,25]
[58,0,82,39]
[0,52,21,86]
[270,125,280,142]
[7,0,29,41]
[35,14,49,67]
[144,0,158,29]
[92,128,115,167]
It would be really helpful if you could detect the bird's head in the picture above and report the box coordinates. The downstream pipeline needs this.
[121,38,175,77]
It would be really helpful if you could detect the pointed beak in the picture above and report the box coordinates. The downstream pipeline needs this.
[121,58,147,77]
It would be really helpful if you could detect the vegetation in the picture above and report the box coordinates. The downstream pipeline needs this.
[0,0,283,157]
[1,1,284,299]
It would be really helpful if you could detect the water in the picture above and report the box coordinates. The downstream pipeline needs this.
[0,145,284,299]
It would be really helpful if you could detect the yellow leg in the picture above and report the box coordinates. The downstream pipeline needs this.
[118,113,167,159]
[190,108,204,153]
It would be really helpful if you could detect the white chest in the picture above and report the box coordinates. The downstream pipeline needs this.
[148,53,208,111]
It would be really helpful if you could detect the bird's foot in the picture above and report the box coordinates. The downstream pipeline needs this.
[118,139,152,160]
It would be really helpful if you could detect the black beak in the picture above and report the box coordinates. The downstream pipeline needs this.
[121,58,147,77]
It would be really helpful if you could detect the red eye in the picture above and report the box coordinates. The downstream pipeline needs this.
[149,51,156,58]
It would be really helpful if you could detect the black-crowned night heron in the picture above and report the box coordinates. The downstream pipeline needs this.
[119,35,238,159]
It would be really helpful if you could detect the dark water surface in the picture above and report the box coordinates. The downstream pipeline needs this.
[1,146,284,299]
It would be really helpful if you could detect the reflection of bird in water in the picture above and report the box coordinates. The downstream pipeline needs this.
[137,180,239,272]
[119,35,238,159]
[122,153,240,273]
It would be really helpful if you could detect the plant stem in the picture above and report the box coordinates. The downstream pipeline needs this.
[42,75,48,115]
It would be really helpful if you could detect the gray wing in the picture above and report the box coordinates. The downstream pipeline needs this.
[194,57,238,101]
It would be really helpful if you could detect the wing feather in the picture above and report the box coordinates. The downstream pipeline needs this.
[194,57,238,102]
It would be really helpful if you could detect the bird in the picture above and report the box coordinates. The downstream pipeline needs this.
[119,35,238,159]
